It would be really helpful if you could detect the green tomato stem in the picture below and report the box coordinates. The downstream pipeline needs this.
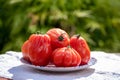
[76,34,80,39]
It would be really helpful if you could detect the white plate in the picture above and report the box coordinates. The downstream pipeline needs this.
[20,57,97,72]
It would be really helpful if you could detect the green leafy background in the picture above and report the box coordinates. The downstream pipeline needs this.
[0,0,120,54]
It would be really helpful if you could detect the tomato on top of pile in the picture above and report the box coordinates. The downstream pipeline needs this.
[21,28,90,67]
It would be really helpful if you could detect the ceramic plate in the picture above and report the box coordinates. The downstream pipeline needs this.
[20,57,97,72]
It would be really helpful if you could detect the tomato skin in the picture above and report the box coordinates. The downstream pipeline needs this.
[21,40,30,62]
[28,34,52,66]
[47,28,70,50]
[52,47,81,67]
[70,35,90,65]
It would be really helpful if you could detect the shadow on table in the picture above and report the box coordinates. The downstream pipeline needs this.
[8,65,95,80]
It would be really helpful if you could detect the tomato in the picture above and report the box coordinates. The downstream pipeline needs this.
[47,28,70,50]
[70,34,90,65]
[21,33,52,66]
[52,47,81,67]
[21,40,30,62]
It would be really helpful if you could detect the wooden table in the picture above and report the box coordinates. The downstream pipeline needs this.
[0,77,11,80]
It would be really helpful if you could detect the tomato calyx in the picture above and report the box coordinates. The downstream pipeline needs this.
[67,45,71,48]
[64,45,70,51]
[35,31,44,35]
[76,34,81,39]
[58,33,65,41]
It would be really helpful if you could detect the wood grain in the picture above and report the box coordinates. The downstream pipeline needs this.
[0,77,12,80]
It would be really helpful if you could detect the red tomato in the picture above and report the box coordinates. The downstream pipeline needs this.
[47,28,70,50]
[70,34,90,65]
[21,40,30,62]
[23,34,52,66]
[52,47,81,67]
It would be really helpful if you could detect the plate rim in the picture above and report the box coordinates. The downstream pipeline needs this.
[20,57,97,72]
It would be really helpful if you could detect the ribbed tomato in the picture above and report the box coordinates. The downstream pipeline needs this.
[47,28,70,50]
[28,34,52,66]
[21,40,30,62]
[70,34,90,65]
[21,33,52,66]
[52,47,81,67]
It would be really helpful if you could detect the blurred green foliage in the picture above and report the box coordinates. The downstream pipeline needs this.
[0,0,120,53]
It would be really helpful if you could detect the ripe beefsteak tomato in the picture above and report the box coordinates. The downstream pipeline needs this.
[28,34,52,66]
[70,34,90,65]
[47,28,70,50]
[52,47,81,67]
[21,40,30,62]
